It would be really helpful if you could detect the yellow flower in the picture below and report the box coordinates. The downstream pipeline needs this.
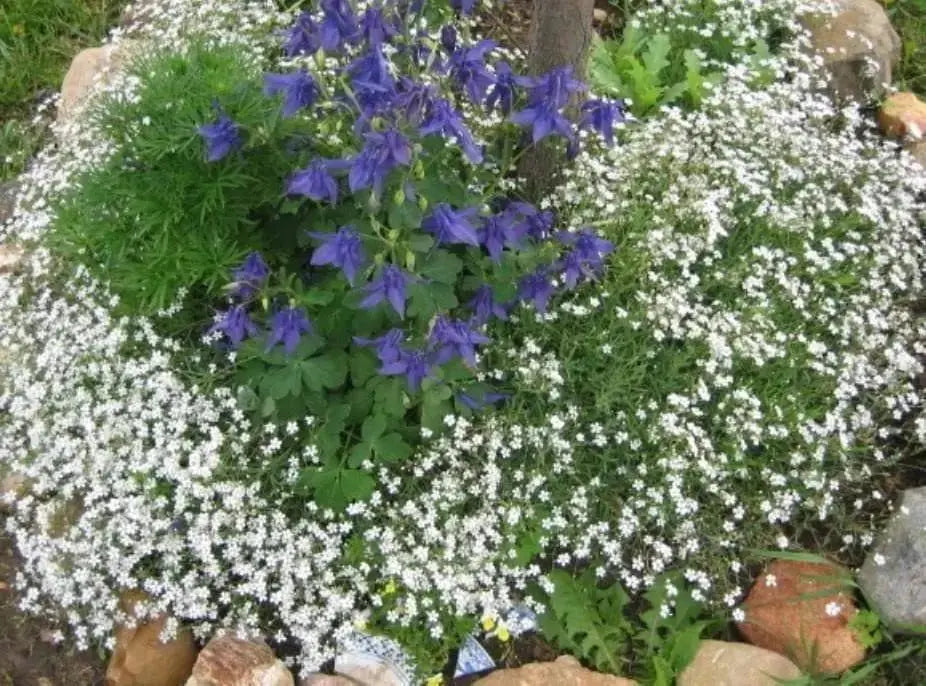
[496,624,511,643]
[425,675,444,686]
[383,579,397,595]
[480,615,496,632]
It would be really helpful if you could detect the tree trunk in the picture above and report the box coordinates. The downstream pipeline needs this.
[519,0,595,199]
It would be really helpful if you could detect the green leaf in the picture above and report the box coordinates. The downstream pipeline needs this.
[301,350,349,391]
[259,367,301,400]
[419,249,462,284]
[407,282,458,321]
[641,33,672,76]
[300,466,376,510]
[373,432,412,462]
[350,349,379,386]
[589,34,627,97]
[236,385,259,411]
[408,233,434,253]
[348,441,373,467]
[374,377,406,417]
[388,199,423,231]
[361,413,388,441]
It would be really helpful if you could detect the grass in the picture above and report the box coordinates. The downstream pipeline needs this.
[0,0,124,181]
[885,0,926,93]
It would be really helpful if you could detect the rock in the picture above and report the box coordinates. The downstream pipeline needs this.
[858,487,926,633]
[472,656,636,686]
[801,0,901,103]
[736,559,865,674]
[0,243,25,274]
[0,179,19,225]
[58,44,136,120]
[186,635,294,686]
[677,640,802,686]
[879,92,926,140]
[105,591,197,686]
[299,676,359,686]
[903,140,926,168]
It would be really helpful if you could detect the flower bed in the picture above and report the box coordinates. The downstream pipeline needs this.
[0,0,924,681]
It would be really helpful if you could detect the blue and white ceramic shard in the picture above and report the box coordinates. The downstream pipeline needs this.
[453,635,495,678]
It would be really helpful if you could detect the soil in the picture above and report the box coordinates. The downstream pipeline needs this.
[0,522,105,686]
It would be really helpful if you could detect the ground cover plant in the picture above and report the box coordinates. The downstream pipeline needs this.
[1,0,925,682]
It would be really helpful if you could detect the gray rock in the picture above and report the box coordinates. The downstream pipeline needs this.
[0,179,20,226]
[858,487,926,633]
[801,0,901,103]
[678,640,802,686]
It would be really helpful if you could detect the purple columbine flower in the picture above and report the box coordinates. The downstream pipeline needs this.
[287,158,344,205]
[468,284,508,324]
[448,40,497,104]
[209,305,259,346]
[440,25,457,53]
[511,101,575,143]
[559,250,586,289]
[348,46,397,111]
[308,226,366,285]
[349,129,412,197]
[480,212,524,263]
[486,61,518,115]
[354,328,405,364]
[422,203,481,247]
[231,252,269,299]
[395,78,437,124]
[429,316,490,366]
[197,112,242,162]
[284,12,321,56]
[360,6,398,47]
[267,306,312,354]
[506,201,554,241]
[264,70,319,117]
[380,348,436,391]
[518,268,555,313]
[450,0,478,14]
[519,65,586,110]
[319,0,360,50]
[419,98,483,164]
[360,264,414,318]
[580,98,626,146]
[557,228,615,266]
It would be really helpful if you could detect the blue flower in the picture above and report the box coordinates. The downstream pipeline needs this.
[448,40,496,104]
[319,0,360,50]
[450,0,478,14]
[231,252,269,298]
[287,158,344,204]
[429,316,490,366]
[422,203,481,247]
[360,6,398,47]
[486,61,518,115]
[284,12,320,56]
[379,348,436,391]
[349,128,412,197]
[519,65,585,109]
[197,112,242,162]
[354,328,405,364]
[480,212,524,263]
[518,268,555,313]
[557,228,615,266]
[267,307,312,354]
[264,71,319,117]
[580,98,626,146]
[468,284,508,324]
[506,201,554,240]
[307,226,367,285]
[360,264,414,318]
[419,98,483,163]
[395,78,437,124]
[209,305,258,346]
[348,47,397,111]
[440,25,457,53]
[511,101,575,143]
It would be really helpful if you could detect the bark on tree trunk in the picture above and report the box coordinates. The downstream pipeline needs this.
[519,0,595,199]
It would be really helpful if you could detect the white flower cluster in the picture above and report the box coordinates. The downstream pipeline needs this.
[0,0,923,675]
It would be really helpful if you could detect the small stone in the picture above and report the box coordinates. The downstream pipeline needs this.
[333,653,408,686]
[0,243,25,274]
[58,43,137,120]
[879,92,926,140]
[185,635,294,686]
[299,676,359,686]
[105,591,197,686]
[800,0,901,103]
[677,640,802,686]
[903,140,926,168]
[858,487,926,633]
[737,560,865,674]
[472,658,637,686]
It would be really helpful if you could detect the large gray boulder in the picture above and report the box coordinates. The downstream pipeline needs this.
[801,0,901,103]
[858,487,926,633]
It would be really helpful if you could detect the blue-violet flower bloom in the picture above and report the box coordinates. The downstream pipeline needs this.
[557,228,615,267]
[468,284,508,324]
[264,71,319,117]
[349,129,412,197]
[480,212,524,262]
[486,61,518,115]
[422,203,481,246]
[379,348,435,391]
[284,12,321,56]
[197,113,242,162]
[231,252,269,298]
[360,6,398,47]
[395,78,437,124]
[308,226,367,285]
[354,328,405,364]
[419,98,483,163]
[287,158,343,205]
[360,264,414,318]
[267,306,312,354]
[519,65,585,109]
[580,98,626,146]
[429,316,490,366]
[511,101,575,143]
[506,201,554,240]
[319,0,360,50]
[448,40,496,104]
[518,268,555,313]
[348,46,397,111]
[440,24,457,53]
[209,305,258,346]
[450,0,477,15]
